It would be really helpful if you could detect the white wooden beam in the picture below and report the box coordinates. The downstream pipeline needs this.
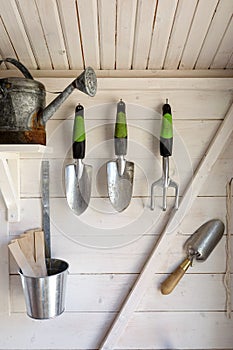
[1,69,233,78]
[99,102,233,350]
[0,206,10,314]
[0,154,20,222]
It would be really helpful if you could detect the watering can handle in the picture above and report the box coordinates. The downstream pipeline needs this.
[0,58,34,80]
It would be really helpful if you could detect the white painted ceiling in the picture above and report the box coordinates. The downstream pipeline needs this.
[0,0,232,71]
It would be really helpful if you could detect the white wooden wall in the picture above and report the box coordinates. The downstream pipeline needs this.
[0,75,233,349]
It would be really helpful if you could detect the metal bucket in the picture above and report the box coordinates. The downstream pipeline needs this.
[19,258,69,319]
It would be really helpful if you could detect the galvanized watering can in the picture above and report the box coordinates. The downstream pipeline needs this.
[0,58,97,145]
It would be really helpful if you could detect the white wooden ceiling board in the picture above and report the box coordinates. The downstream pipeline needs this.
[0,0,37,69]
[179,0,219,70]
[132,0,157,70]
[15,0,52,70]
[148,0,177,70]
[163,0,198,69]
[0,17,17,65]
[195,0,233,69]
[77,0,100,69]
[116,0,137,69]
[211,18,233,69]
[57,0,83,70]
[35,0,69,69]
[98,0,116,69]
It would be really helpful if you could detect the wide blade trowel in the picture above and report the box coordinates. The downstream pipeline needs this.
[65,104,92,215]
[107,100,134,212]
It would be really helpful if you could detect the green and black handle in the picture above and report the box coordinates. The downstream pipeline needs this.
[72,104,86,160]
[160,100,173,158]
[114,99,127,156]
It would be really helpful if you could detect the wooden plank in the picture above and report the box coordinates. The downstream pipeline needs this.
[10,196,229,246]
[211,18,233,69]
[0,17,17,62]
[0,312,232,349]
[0,0,37,68]
[10,273,233,313]
[9,231,231,275]
[39,76,233,92]
[77,0,100,69]
[0,312,114,349]
[0,207,10,314]
[196,0,233,69]
[57,0,83,70]
[116,0,137,69]
[179,0,219,69]
[116,312,233,349]
[1,68,233,78]
[19,155,233,199]
[16,0,52,69]
[98,0,116,70]
[163,0,198,69]
[132,0,157,69]
[98,102,233,349]
[0,157,20,222]
[35,0,69,69]
[148,0,177,69]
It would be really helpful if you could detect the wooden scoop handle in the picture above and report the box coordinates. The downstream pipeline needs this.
[160,258,192,295]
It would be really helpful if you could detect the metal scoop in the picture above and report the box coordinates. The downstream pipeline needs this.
[161,219,225,295]
[65,104,92,216]
[151,99,179,211]
[107,100,134,212]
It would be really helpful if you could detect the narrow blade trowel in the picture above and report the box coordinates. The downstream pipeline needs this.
[65,104,92,215]
[107,100,134,212]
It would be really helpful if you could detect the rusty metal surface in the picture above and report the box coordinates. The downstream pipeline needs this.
[0,58,97,145]
[0,130,46,145]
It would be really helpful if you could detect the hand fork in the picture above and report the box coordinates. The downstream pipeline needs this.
[150,100,179,211]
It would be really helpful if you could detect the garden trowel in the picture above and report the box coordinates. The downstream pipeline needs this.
[107,100,134,212]
[65,104,92,215]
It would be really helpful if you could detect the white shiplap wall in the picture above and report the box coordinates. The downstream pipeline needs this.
[0,75,233,349]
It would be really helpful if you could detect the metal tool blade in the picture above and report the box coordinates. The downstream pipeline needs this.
[41,160,51,259]
[107,159,134,212]
[65,160,92,216]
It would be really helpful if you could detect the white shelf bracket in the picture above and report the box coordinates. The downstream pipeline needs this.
[0,153,20,222]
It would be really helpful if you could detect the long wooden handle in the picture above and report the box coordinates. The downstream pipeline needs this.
[160,258,192,295]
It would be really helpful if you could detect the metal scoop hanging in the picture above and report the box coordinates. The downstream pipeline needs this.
[160,219,225,295]
[65,104,92,216]
[151,99,179,211]
[106,100,134,212]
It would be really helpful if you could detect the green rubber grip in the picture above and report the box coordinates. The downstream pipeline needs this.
[115,100,127,138]
[73,105,85,143]
[160,102,173,157]
[72,104,85,159]
[160,113,173,139]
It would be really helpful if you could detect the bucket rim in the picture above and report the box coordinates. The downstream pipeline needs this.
[18,258,69,279]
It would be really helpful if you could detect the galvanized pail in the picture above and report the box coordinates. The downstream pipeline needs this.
[19,258,69,319]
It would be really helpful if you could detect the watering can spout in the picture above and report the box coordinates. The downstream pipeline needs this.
[41,67,97,124]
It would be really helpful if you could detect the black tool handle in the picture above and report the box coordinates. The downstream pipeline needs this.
[114,100,127,156]
[160,101,173,157]
[72,104,86,159]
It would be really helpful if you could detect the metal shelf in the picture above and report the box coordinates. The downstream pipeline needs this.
[0,145,49,222]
